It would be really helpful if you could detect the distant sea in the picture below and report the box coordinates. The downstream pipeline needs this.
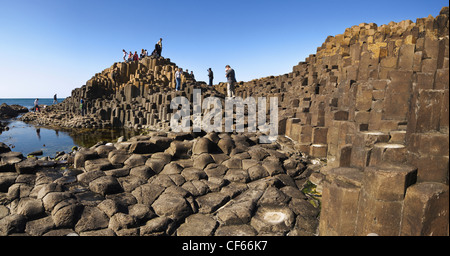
[0,98,65,109]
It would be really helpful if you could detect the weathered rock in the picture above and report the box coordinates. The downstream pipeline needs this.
[89,176,123,196]
[51,199,82,228]
[152,192,192,221]
[74,206,109,233]
[74,149,98,168]
[177,214,218,236]
[0,214,27,235]
[16,197,44,218]
[25,216,55,236]
[131,183,165,206]
[196,192,230,213]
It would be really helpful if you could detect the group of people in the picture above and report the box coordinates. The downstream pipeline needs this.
[123,38,163,63]
[174,65,236,98]
[120,37,237,97]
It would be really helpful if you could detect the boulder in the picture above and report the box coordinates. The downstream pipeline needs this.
[25,216,55,236]
[89,175,123,196]
[74,149,98,168]
[152,192,192,221]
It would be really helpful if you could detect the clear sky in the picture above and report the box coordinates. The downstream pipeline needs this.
[0,0,447,98]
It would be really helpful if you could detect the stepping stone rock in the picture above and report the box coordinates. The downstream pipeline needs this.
[196,192,230,213]
[75,206,109,233]
[152,192,192,221]
[89,176,123,196]
[177,214,218,236]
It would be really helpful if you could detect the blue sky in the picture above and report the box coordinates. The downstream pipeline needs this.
[0,0,448,98]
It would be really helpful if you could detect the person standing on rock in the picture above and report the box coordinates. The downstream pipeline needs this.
[34,98,40,112]
[80,98,86,116]
[157,38,162,57]
[225,65,236,97]
[122,49,127,61]
[208,68,214,87]
[175,68,182,91]
[127,51,133,62]
[53,94,57,104]
[133,51,139,61]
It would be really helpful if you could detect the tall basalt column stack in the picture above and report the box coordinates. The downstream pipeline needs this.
[230,7,449,236]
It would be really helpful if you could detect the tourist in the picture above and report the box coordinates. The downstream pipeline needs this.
[154,43,161,58]
[122,49,127,61]
[140,49,146,59]
[34,98,40,112]
[133,51,139,61]
[175,68,182,91]
[225,65,236,97]
[190,71,195,79]
[127,51,133,62]
[157,38,162,57]
[208,68,214,86]
[53,94,58,104]
[80,98,86,116]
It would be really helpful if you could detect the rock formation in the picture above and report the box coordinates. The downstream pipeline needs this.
[9,6,450,236]
[1,130,320,236]
[220,7,448,236]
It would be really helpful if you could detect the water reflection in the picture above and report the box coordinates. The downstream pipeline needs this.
[0,119,141,157]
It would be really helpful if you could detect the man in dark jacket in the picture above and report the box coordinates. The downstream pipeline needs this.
[208,68,214,86]
[225,65,236,97]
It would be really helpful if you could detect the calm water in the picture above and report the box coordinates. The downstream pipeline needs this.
[0,98,62,109]
[0,98,141,157]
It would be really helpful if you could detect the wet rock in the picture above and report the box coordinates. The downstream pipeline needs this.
[15,158,38,174]
[0,173,18,192]
[0,142,11,154]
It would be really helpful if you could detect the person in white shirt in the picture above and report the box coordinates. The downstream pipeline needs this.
[175,68,182,91]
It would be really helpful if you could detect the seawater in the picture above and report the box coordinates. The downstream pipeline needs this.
[0,98,141,157]
[0,98,63,110]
